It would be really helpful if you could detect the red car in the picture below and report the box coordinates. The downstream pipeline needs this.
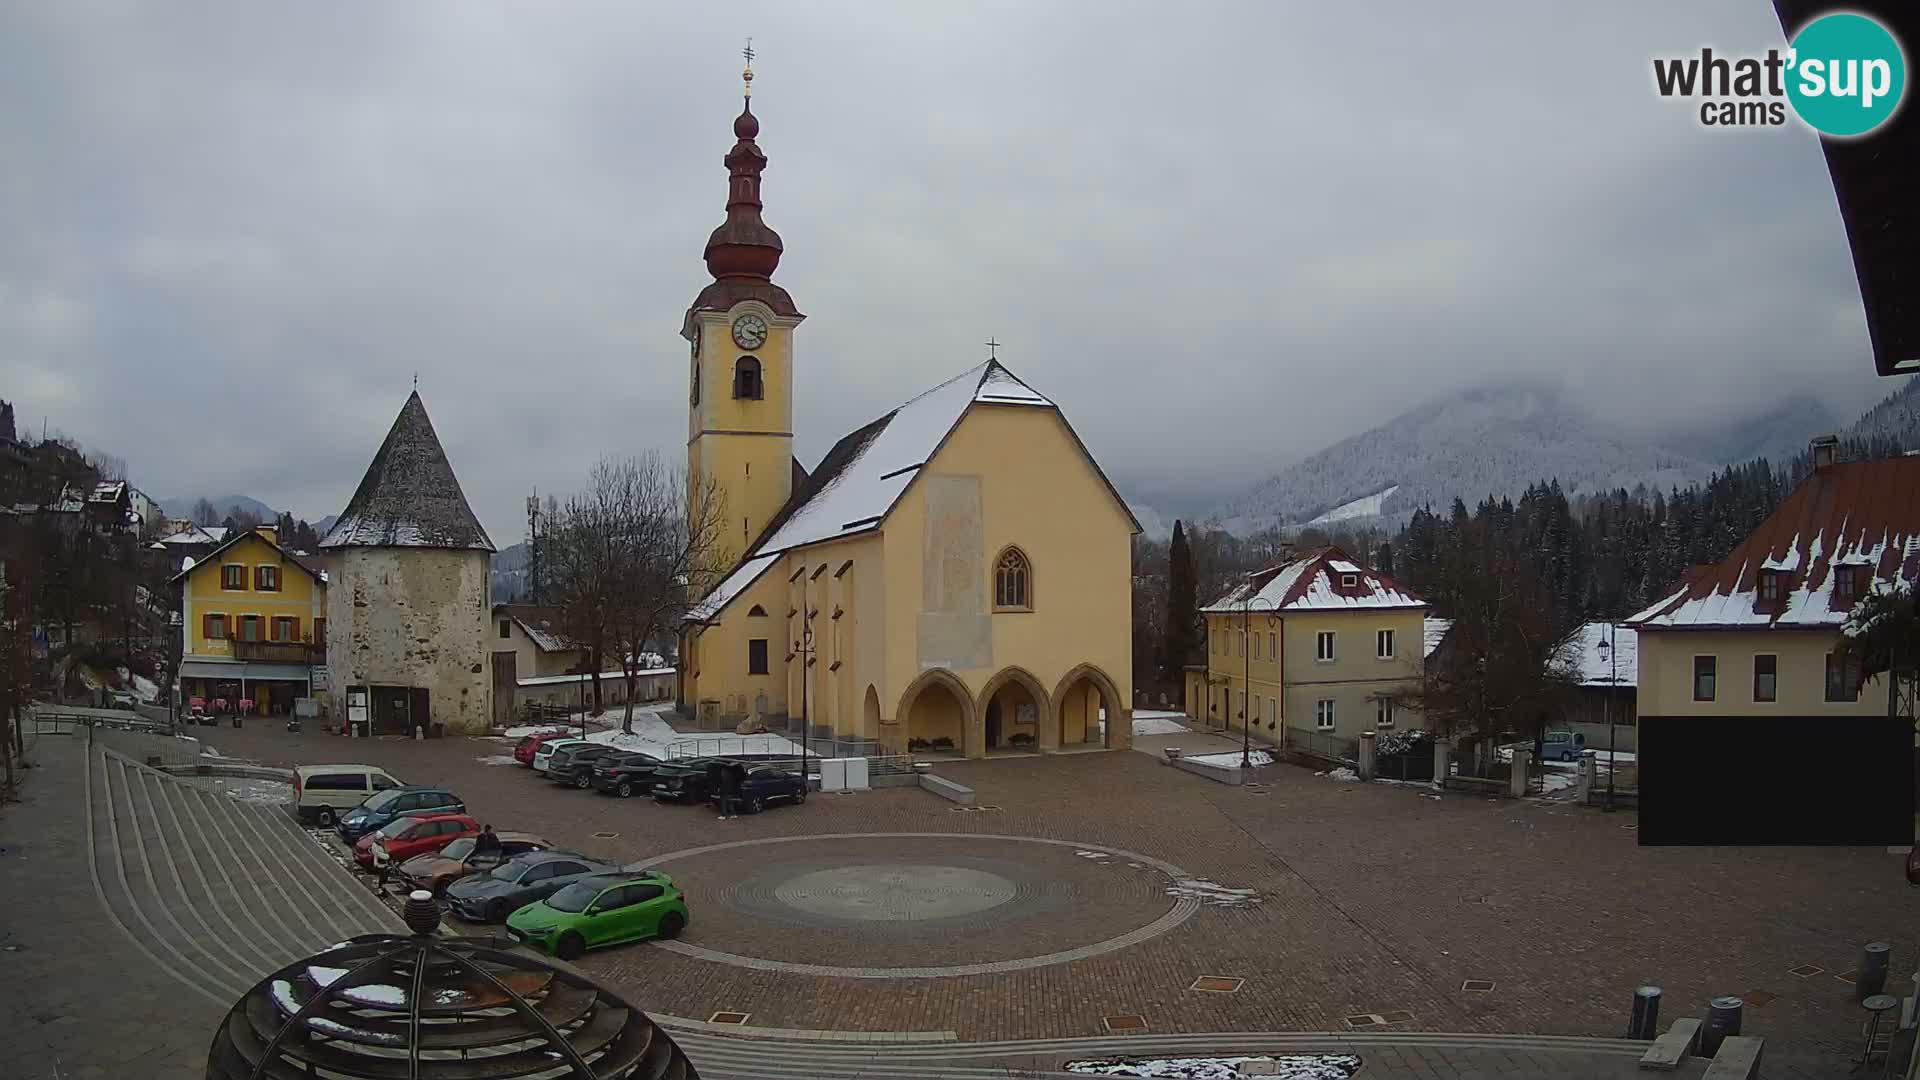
[512,729,575,766]
[353,813,481,870]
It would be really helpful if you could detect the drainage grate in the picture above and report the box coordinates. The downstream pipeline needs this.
[707,1011,750,1025]
[1461,979,1496,992]
[1189,976,1245,993]
[592,831,620,839]
[1835,970,1860,984]
[1789,964,1824,978]
[1102,1014,1148,1033]
[1742,990,1777,1008]
[1344,1014,1383,1029]
[1378,1010,1415,1024]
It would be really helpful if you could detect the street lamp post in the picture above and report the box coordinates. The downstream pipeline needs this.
[792,575,815,785]
[1599,624,1618,812]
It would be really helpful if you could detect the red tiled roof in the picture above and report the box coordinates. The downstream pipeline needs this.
[1629,455,1920,630]
[1201,545,1426,614]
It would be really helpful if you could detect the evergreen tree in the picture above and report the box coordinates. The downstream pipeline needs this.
[1163,520,1198,684]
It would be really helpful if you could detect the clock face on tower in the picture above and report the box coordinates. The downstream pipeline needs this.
[731,313,768,350]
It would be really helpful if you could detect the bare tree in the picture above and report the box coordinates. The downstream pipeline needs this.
[190,498,220,527]
[547,455,728,732]
[91,452,128,484]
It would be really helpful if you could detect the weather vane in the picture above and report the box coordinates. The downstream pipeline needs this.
[742,37,755,98]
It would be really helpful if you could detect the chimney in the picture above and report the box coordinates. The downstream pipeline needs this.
[1277,542,1297,564]
[255,525,278,545]
[1810,434,1839,471]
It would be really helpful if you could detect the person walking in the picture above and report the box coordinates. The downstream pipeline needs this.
[716,760,743,819]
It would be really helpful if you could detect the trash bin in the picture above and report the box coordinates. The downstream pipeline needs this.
[1858,942,1892,1002]
[1700,996,1743,1056]
[1628,986,1662,1040]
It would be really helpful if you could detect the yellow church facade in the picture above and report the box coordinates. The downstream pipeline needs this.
[678,86,1137,758]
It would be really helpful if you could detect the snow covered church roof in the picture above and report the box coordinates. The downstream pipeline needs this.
[1201,546,1426,614]
[688,359,1136,623]
[321,391,495,552]
[1628,454,1920,631]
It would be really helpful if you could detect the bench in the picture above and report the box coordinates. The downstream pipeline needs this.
[1638,1018,1700,1070]
[1701,1035,1762,1080]
[919,774,975,806]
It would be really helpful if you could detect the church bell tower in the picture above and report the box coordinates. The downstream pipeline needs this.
[685,44,804,563]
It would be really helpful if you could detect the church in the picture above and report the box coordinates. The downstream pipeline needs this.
[677,68,1138,759]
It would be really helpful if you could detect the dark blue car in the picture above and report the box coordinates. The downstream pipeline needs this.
[335,785,466,842]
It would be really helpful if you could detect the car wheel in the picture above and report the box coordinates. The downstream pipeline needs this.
[615,781,632,799]
[574,775,591,790]
[657,911,686,940]
[746,797,766,814]
[794,789,806,804]
[317,808,337,828]
[555,931,586,961]
[487,898,511,923]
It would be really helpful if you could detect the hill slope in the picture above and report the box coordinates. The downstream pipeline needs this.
[158,494,279,521]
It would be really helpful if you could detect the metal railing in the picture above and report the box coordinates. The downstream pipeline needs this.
[29,705,175,737]
[1285,727,1358,766]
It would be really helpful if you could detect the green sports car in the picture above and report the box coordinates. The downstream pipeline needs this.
[505,872,688,960]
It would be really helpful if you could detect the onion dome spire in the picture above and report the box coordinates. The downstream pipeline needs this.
[704,38,783,281]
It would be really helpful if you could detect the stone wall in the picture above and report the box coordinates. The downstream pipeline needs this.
[324,546,491,734]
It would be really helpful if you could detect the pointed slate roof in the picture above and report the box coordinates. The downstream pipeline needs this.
[320,392,495,552]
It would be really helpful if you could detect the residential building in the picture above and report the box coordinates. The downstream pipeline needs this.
[1627,439,1916,718]
[1557,621,1638,752]
[1187,547,1428,753]
[679,87,1138,757]
[321,391,495,735]
[173,525,327,715]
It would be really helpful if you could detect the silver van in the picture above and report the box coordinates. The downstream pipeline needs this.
[1539,731,1587,762]
[293,764,404,827]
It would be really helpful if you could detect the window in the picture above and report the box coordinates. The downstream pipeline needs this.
[1268,631,1276,659]
[626,883,665,904]
[1340,573,1358,588]
[747,638,769,675]
[499,619,511,639]
[733,355,763,399]
[371,773,399,790]
[255,565,280,592]
[1249,634,1258,660]
[1753,654,1777,702]
[239,615,262,643]
[203,613,228,640]
[315,618,327,648]
[1316,631,1336,661]
[1826,652,1863,702]
[994,548,1031,610]
[303,773,366,791]
[1237,690,1246,720]
[1757,570,1783,606]
[1315,699,1336,730]
[1692,655,1716,702]
[1834,565,1862,606]
[1376,698,1395,727]
[1265,698,1277,728]
[748,604,768,617]
[271,616,298,643]
[221,564,246,590]
[1376,629,1395,659]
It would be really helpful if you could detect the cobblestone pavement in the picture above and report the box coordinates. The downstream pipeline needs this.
[184,716,1907,1069]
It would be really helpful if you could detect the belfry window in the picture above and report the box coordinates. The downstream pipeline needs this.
[734,356,763,400]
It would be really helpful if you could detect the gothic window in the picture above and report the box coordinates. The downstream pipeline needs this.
[734,356,763,400]
[994,547,1031,611]
[747,604,767,617]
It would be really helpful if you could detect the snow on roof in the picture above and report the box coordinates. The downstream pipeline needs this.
[1201,547,1426,614]
[688,553,780,622]
[1559,622,1637,687]
[1423,617,1453,659]
[159,525,226,545]
[321,391,494,551]
[517,619,572,653]
[1630,455,1920,630]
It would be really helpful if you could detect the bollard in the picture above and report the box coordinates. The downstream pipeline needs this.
[414,725,425,742]
[1858,941,1892,1002]
[1700,996,1743,1056]
[1358,731,1376,781]
[1627,985,1662,1040]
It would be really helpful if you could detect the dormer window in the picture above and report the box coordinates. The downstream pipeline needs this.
[1340,573,1359,588]
[1810,434,1839,470]
[733,356,763,400]
[1833,565,1862,606]
[1757,570,1785,607]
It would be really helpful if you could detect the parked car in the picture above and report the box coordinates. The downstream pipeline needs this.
[650,758,730,803]
[396,831,550,895]
[353,813,481,870]
[545,744,621,789]
[712,764,808,814]
[512,729,574,766]
[506,872,687,960]
[292,764,405,828]
[591,751,669,798]
[530,738,594,775]
[444,850,623,924]
[1540,730,1587,762]
[335,785,466,842]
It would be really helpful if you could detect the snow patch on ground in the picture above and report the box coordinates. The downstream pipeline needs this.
[1167,879,1263,907]
[474,754,520,766]
[1066,1055,1361,1078]
[214,778,292,804]
[1306,485,1399,526]
[1187,750,1273,768]
[501,724,577,738]
[1318,766,1360,782]
[1132,712,1191,737]
[578,708,810,759]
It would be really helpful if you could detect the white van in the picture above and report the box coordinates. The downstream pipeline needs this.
[293,764,404,827]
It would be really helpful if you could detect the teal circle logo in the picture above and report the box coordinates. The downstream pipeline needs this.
[1786,13,1906,136]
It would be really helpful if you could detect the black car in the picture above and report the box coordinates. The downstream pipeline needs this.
[334,785,466,843]
[650,757,730,803]
[591,751,669,798]
[710,764,808,814]
[444,850,622,923]
[545,744,620,789]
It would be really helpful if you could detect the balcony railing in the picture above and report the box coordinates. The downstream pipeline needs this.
[231,640,323,663]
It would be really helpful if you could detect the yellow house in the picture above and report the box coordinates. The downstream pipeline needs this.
[1627,443,1914,718]
[1188,547,1428,753]
[678,91,1139,758]
[174,525,327,715]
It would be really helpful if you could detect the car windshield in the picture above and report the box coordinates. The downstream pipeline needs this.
[439,838,475,860]
[544,882,600,913]
[373,818,414,839]
[361,789,403,812]
[489,861,530,882]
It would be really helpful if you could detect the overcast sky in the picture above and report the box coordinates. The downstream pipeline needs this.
[0,2,1893,539]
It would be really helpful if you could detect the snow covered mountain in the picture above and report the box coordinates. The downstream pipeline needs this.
[1662,393,1840,469]
[1211,383,1719,534]
[1848,375,1920,443]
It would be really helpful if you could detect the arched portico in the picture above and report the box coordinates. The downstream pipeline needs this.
[897,668,976,757]
[862,684,882,740]
[1052,663,1129,750]
[976,666,1052,753]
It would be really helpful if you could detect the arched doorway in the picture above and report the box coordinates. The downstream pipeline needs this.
[977,667,1051,753]
[1052,664,1127,750]
[897,670,974,757]
[862,684,881,740]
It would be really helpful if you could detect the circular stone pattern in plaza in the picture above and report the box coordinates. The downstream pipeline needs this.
[630,833,1199,978]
